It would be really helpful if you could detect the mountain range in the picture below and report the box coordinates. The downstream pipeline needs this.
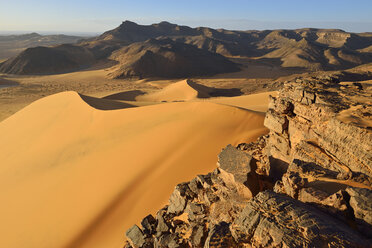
[1,21,372,78]
[0,32,84,60]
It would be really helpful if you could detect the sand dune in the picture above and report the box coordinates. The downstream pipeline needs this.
[0,91,268,248]
[206,91,277,112]
[136,79,210,102]
[135,79,243,102]
[102,90,146,101]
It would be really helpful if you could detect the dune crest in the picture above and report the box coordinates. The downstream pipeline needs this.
[0,91,269,248]
[137,79,207,102]
[136,79,243,102]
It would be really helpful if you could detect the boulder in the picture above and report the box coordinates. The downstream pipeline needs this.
[217,145,259,195]
[264,109,288,134]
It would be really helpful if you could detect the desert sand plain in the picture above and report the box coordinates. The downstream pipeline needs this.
[0,59,287,248]
[0,57,302,122]
[1,51,370,247]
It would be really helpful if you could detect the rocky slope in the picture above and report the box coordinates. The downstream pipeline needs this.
[124,77,372,247]
[0,44,95,74]
[107,38,239,79]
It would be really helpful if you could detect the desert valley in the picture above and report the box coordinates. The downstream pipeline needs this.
[0,11,371,248]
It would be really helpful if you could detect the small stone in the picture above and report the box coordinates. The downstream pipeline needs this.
[156,214,170,235]
[167,188,187,215]
[126,225,145,248]
[141,214,157,235]
[204,222,237,248]
[191,225,207,247]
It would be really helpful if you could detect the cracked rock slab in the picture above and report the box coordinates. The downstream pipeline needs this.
[233,191,371,247]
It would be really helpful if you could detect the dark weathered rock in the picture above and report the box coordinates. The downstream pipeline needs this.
[167,187,187,215]
[204,222,237,248]
[157,233,184,248]
[217,144,253,185]
[217,144,259,195]
[185,202,205,221]
[280,171,306,198]
[264,109,288,134]
[346,187,372,226]
[126,225,146,248]
[156,212,170,235]
[346,187,372,237]
[191,225,207,247]
[233,191,371,247]
[141,214,157,235]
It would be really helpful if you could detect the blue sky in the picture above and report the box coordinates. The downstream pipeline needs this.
[1,0,372,34]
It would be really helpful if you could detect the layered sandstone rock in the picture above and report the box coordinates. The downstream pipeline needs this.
[124,77,372,248]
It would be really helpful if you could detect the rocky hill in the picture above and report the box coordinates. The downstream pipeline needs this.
[2,21,372,77]
[107,38,239,79]
[0,44,95,74]
[124,77,372,247]
[0,32,84,60]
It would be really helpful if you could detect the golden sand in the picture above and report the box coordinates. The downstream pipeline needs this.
[0,90,271,248]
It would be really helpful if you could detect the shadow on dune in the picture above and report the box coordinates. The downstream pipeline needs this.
[104,80,244,102]
[186,80,243,98]
[79,94,137,110]
[102,90,146,101]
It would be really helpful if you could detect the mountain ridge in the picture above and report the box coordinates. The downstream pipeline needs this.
[1,21,372,77]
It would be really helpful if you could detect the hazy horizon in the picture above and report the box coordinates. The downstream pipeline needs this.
[1,0,372,34]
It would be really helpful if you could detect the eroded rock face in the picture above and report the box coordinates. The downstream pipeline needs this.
[124,77,372,247]
[233,191,370,248]
[265,78,372,179]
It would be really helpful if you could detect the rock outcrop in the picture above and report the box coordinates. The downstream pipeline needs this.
[124,77,372,247]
